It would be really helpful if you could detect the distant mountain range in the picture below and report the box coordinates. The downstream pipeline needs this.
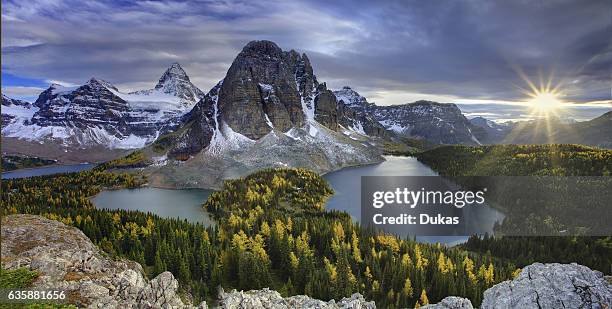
[2,63,203,150]
[2,40,611,181]
[469,112,612,148]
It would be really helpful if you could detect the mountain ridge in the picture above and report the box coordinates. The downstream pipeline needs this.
[1,63,205,152]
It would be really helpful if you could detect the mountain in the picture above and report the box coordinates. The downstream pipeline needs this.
[139,40,383,188]
[469,116,512,144]
[333,87,389,138]
[1,94,35,127]
[1,64,205,159]
[332,87,481,145]
[471,113,612,148]
[129,62,205,109]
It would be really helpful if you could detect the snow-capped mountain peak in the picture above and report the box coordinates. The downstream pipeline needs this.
[2,64,206,150]
[86,77,119,92]
[333,86,370,108]
[156,63,189,86]
[143,62,205,105]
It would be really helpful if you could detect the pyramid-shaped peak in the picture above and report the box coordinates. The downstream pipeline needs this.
[86,78,117,90]
[166,62,187,75]
[156,62,190,87]
[151,63,204,103]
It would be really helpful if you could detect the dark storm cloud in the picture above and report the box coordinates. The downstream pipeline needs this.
[2,0,610,106]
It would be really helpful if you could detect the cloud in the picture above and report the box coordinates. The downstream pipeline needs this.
[2,86,46,98]
[1,0,610,107]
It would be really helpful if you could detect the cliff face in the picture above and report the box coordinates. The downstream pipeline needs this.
[218,40,307,138]
[1,214,206,309]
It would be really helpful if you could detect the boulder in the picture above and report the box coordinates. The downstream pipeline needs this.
[1,214,206,309]
[218,288,375,308]
[481,262,611,309]
[421,296,473,308]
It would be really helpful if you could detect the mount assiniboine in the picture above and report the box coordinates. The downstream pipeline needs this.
[2,40,490,181]
[140,40,386,188]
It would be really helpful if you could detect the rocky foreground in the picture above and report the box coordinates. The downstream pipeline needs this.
[2,215,611,308]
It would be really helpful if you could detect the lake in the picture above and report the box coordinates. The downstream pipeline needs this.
[323,156,505,245]
[92,187,215,226]
[2,163,96,179]
[18,156,503,245]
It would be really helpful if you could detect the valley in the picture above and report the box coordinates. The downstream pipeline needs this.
[2,39,611,309]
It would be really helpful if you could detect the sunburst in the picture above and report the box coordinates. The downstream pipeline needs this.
[515,69,566,118]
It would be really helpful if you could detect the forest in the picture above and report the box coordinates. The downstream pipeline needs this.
[1,155,56,172]
[2,143,611,308]
[417,144,612,273]
[2,169,516,308]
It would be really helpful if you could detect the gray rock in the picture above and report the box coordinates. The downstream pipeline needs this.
[218,40,309,139]
[421,296,473,309]
[334,86,389,138]
[1,214,206,309]
[481,262,612,309]
[314,87,339,131]
[333,86,480,145]
[218,288,375,309]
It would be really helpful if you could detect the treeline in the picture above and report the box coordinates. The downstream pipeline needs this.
[416,144,612,273]
[95,150,150,169]
[463,235,612,273]
[2,169,519,308]
[416,144,612,176]
[1,155,56,172]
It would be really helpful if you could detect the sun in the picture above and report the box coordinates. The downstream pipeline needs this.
[528,91,563,114]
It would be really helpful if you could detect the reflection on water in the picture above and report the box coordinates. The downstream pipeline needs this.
[324,156,503,245]
[2,164,95,179]
[92,187,215,226]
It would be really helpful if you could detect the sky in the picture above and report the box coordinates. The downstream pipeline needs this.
[2,0,611,121]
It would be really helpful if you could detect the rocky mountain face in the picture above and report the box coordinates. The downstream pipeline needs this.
[333,87,389,138]
[1,214,205,309]
[333,87,480,145]
[469,116,512,144]
[1,94,35,127]
[1,64,205,152]
[370,101,481,145]
[145,41,382,188]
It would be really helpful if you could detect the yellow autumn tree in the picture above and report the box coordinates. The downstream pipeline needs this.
[351,230,362,263]
[402,277,413,298]
[419,289,429,306]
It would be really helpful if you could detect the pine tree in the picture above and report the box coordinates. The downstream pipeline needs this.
[419,289,429,306]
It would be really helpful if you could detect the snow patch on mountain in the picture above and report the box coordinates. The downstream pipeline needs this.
[333,86,369,108]
[1,63,205,150]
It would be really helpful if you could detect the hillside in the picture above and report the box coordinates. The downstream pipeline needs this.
[2,168,521,308]
[417,144,612,272]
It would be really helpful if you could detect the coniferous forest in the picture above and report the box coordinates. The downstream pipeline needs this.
[1,144,611,308]
[417,144,612,274]
[3,169,515,308]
